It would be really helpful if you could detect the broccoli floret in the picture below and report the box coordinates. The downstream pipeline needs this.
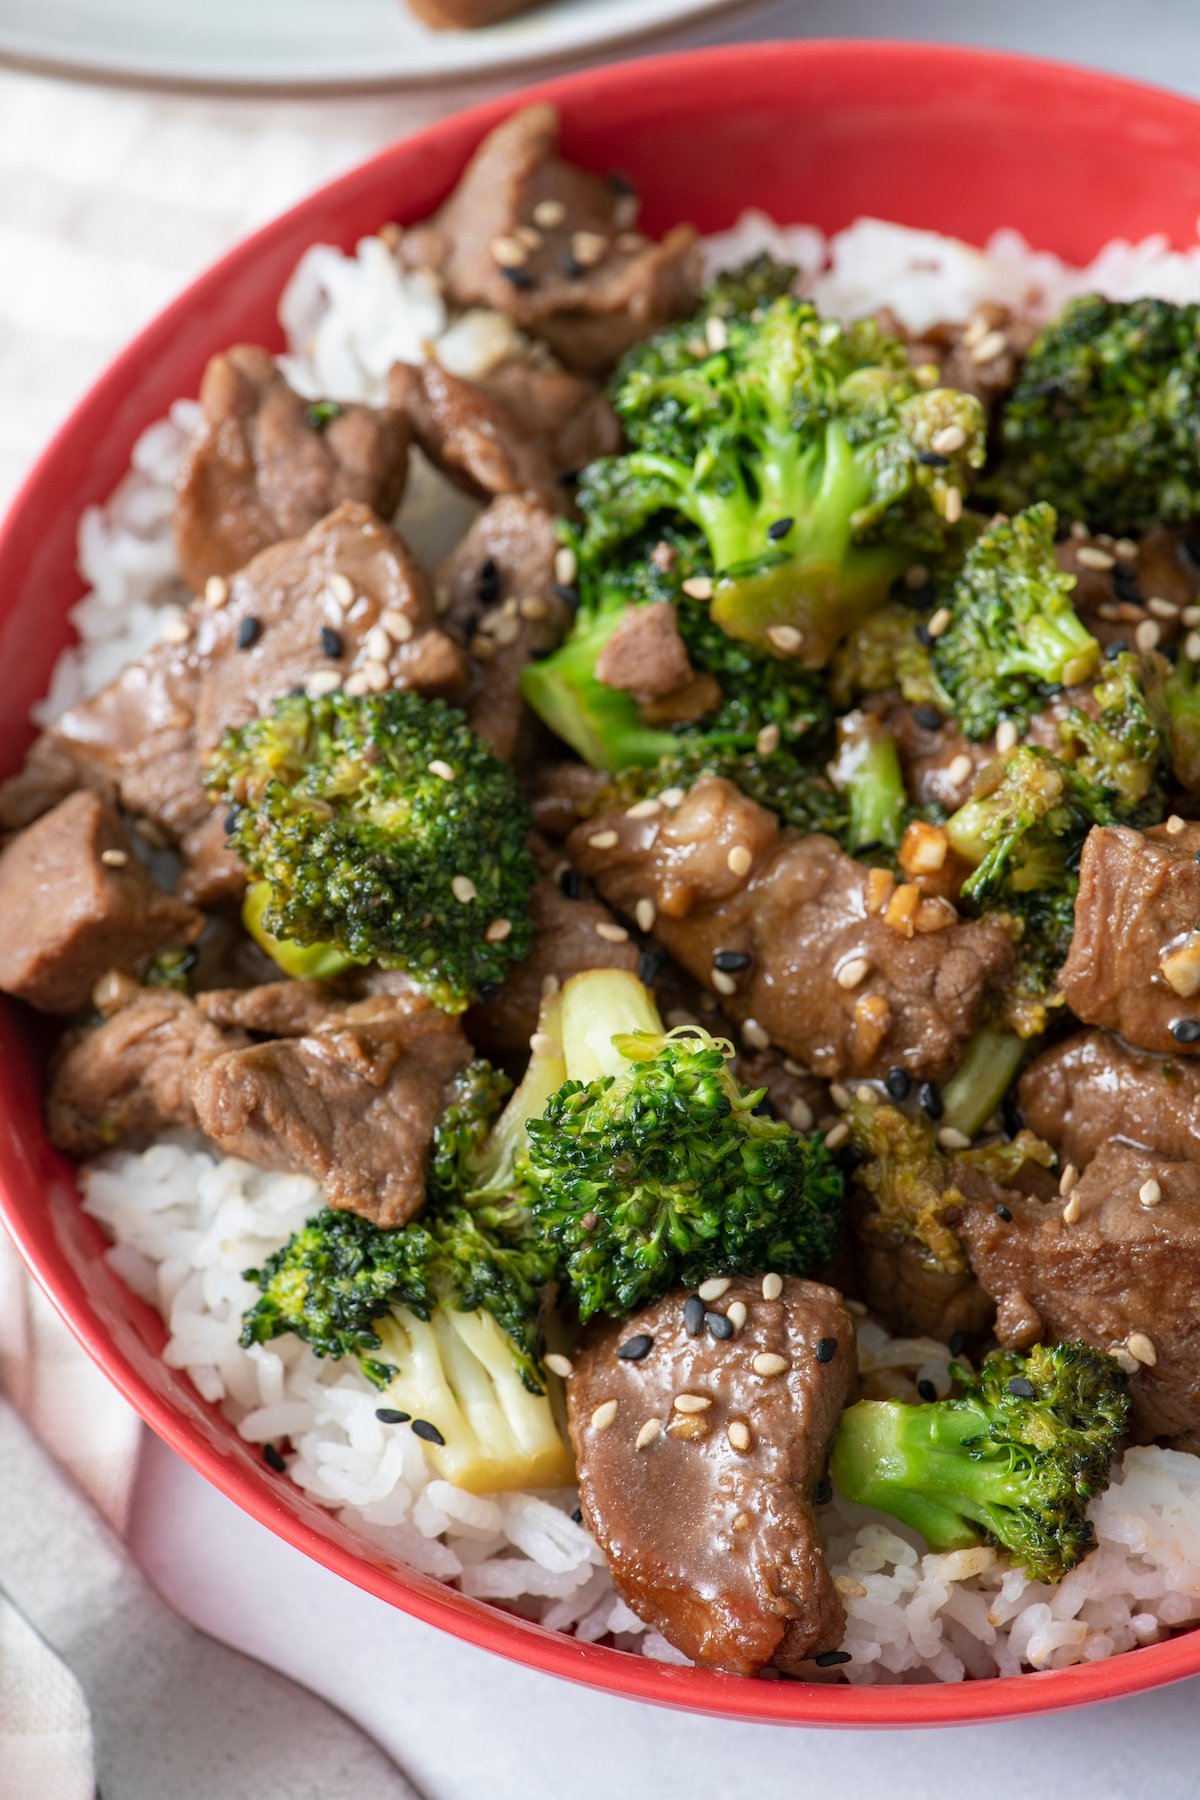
[1162,650,1200,793]
[828,600,941,712]
[241,1024,572,1493]
[992,295,1200,534]
[828,709,908,852]
[930,505,1100,741]
[524,968,844,1321]
[206,690,537,1014]
[831,1342,1129,1583]
[944,745,1110,904]
[1057,649,1168,817]
[578,283,985,664]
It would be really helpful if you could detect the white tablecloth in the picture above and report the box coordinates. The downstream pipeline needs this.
[3,3,1200,1795]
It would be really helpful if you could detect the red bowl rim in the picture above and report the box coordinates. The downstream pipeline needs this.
[3,37,1200,1728]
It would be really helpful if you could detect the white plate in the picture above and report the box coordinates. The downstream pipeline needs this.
[0,0,749,91]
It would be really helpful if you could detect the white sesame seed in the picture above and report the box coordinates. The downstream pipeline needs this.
[515,225,542,251]
[485,918,513,943]
[492,615,521,647]
[544,1353,574,1378]
[824,1121,850,1149]
[451,876,477,904]
[571,230,608,267]
[363,625,390,663]
[1166,814,1187,835]
[755,723,781,757]
[698,1277,731,1302]
[705,315,729,353]
[597,922,631,946]
[305,669,342,698]
[99,848,128,868]
[1059,1163,1079,1197]
[532,198,567,229]
[829,1083,852,1110]
[1075,545,1115,571]
[942,487,963,525]
[1127,1331,1157,1367]
[836,957,870,992]
[727,844,753,877]
[590,1400,618,1431]
[1135,618,1161,653]
[788,1098,814,1132]
[1139,1178,1162,1208]
[204,575,229,608]
[343,671,370,697]
[931,424,967,456]
[1112,1347,1141,1377]
[519,595,549,623]
[378,609,411,644]
[927,606,953,638]
[428,759,456,782]
[160,616,190,644]
[658,787,685,809]
[554,546,578,586]
[1187,631,1200,663]
[1115,538,1139,560]
[673,1393,712,1414]
[491,233,528,268]
[361,659,389,692]
[995,720,1018,755]
[752,1352,789,1377]
[762,1272,783,1301]
[766,624,804,654]
[635,1418,661,1450]
[835,1575,869,1599]
[725,1300,747,1333]
[588,830,619,850]
[970,328,1008,364]
[938,1126,972,1150]
[680,575,713,601]
[712,970,737,997]
[1184,605,1200,627]
[1069,520,1090,540]
[635,898,657,933]
[329,572,355,607]
[727,1420,751,1451]
[626,797,662,820]
[947,752,975,786]
[1063,1193,1082,1225]
[742,1018,769,1050]
[854,1084,876,1106]
[1148,595,1180,619]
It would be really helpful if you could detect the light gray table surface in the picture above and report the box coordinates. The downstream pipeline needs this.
[5,3,1200,1795]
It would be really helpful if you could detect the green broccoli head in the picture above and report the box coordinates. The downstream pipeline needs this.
[524,968,844,1321]
[1056,648,1168,818]
[830,1341,1130,1583]
[930,505,1101,742]
[578,281,985,665]
[206,689,537,1014]
[992,294,1200,534]
[944,744,1111,905]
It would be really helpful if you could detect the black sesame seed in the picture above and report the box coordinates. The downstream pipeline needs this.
[913,705,944,731]
[375,1407,411,1424]
[995,1202,1013,1221]
[1104,637,1129,661]
[814,1649,852,1668]
[553,582,581,610]
[224,808,241,834]
[947,1330,966,1358]
[287,684,306,697]
[767,516,794,541]
[236,616,262,651]
[683,1295,705,1338]
[476,980,499,1004]
[606,169,637,196]
[1164,641,1181,665]
[1112,563,1142,605]
[1000,1096,1025,1139]
[919,1081,944,1120]
[411,1418,446,1446]
[1008,1376,1036,1400]
[559,467,580,488]
[885,1066,911,1101]
[638,947,664,986]
[917,1378,937,1402]
[263,1443,287,1472]
[713,948,752,973]
[915,623,934,648]
[319,625,344,659]
[815,1337,838,1364]
[561,253,585,280]
[477,557,501,604]
[813,1477,833,1506]
[836,1144,866,1175]
[571,1506,584,1524]
[1172,1018,1200,1043]
[854,838,884,855]
[617,1333,654,1361]
[706,1310,735,1341]
[501,266,534,289]
[559,867,582,900]
[917,450,949,468]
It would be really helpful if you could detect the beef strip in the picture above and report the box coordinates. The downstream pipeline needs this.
[567,777,1014,1080]
[961,1141,1200,1449]
[47,988,234,1156]
[594,601,692,702]
[190,990,471,1227]
[852,1220,994,1347]
[398,105,700,373]
[0,503,467,853]
[567,1276,856,1674]
[1057,527,1200,650]
[434,493,560,637]
[0,792,203,1015]
[884,698,992,812]
[1018,1029,1200,1169]
[173,346,410,592]
[390,358,618,510]
[1059,821,1200,1054]
[196,979,346,1039]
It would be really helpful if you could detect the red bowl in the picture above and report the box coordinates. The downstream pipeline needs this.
[3,39,1200,1726]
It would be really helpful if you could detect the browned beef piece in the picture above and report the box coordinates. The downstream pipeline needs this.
[465,868,637,1058]
[1059,822,1200,1054]
[0,793,203,1016]
[568,778,1013,1080]
[731,1045,831,1134]
[891,303,1037,415]
[391,359,618,510]
[1018,1029,1200,1169]
[961,1141,1200,1448]
[852,1223,994,1347]
[190,991,470,1227]
[173,347,410,593]
[399,105,700,373]
[594,601,692,702]
[1057,527,1200,650]
[567,1276,855,1675]
[196,980,345,1038]
[47,989,234,1156]
[434,493,559,636]
[175,811,248,908]
[0,503,466,849]
[885,699,992,812]
[527,761,608,840]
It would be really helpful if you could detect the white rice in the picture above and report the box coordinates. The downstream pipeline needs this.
[45,212,1200,1681]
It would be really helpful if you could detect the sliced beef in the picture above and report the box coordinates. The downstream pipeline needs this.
[852,1224,994,1347]
[594,601,692,702]
[47,989,233,1156]
[174,346,410,592]
[1059,821,1200,1054]
[961,1141,1200,1449]
[1018,1029,1200,1169]
[0,792,203,1016]
[196,979,345,1039]
[526,760,608,841]
[885,699,992,812]
[190,990,470,1227]
[434,493,560,637]
[398,105,700,373]
[391,358,618,510]
[0,503,466,852]
[567,1276,856,1675]
[1057,527,1200,650]
[568,777,1014,1080]
[892,303,1037,415]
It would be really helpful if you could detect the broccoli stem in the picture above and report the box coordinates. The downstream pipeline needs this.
[241,879,360,981]
[557,968,665,1085]
[471,998,567,1198]
[940,1027,1030,1137]
[830,710,907,851]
